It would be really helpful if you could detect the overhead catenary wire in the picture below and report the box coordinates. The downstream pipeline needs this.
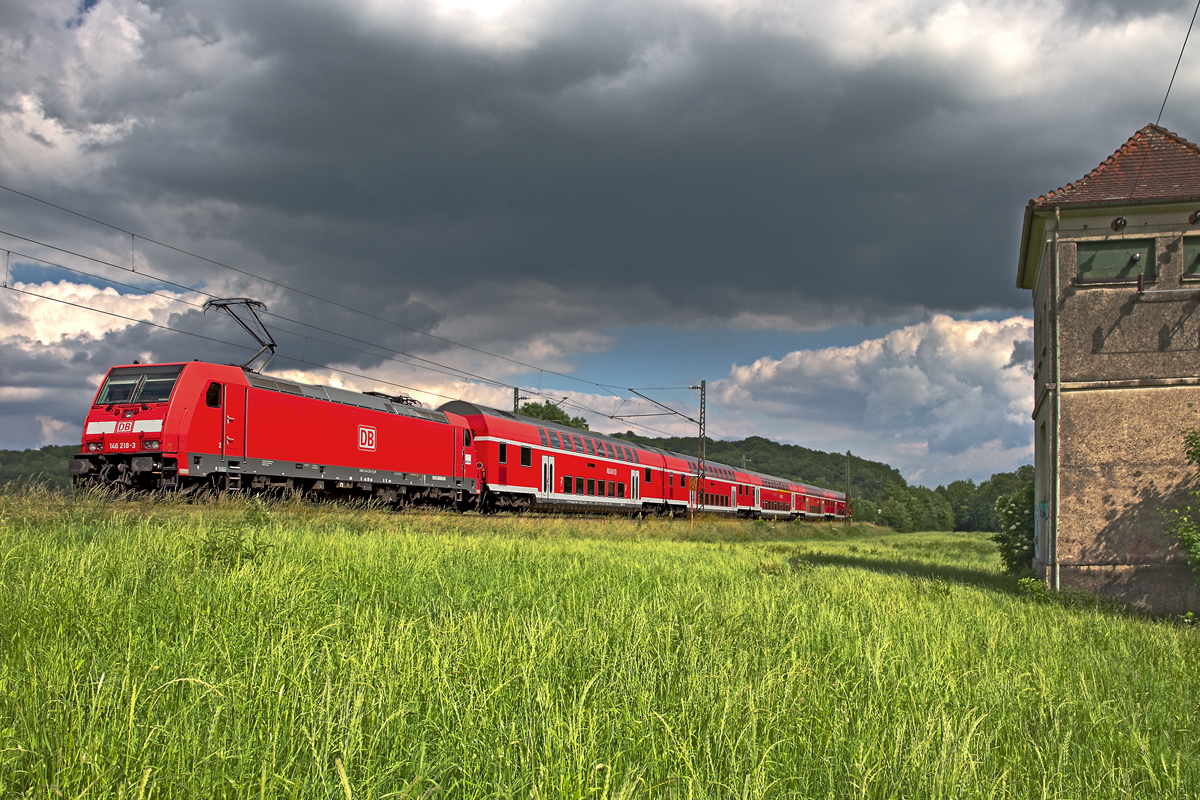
[0,229,704,439]
[1130,0,1200,198]
[0,275,690,439]
[0,183,641,398]
[0,226,705,437]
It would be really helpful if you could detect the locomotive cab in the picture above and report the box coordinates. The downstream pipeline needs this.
[70,362,195,489]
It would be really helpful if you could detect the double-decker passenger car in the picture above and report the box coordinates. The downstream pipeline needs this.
[70,361,848,519]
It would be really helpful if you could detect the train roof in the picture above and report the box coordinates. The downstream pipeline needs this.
[244,371,451,424]
[436,401,844,500]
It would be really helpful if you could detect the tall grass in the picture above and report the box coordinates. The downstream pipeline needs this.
[1,487,1196,798]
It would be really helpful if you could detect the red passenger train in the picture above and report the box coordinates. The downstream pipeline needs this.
[69,361,848,520]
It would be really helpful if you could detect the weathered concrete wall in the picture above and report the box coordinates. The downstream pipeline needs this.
[1057,386,1200,614]
[1026,223,1200,614]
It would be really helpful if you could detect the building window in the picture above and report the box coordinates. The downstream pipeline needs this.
[521,447,531,467]
[1076,239,1155,281]
[1186,236,1200,276]
[498,443,507,463]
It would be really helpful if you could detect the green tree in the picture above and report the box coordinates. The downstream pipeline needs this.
[0,444,77,489]
[992,480,1035,576]
[936,465,1034,532]
[879,483,953,533]
[518,401,589,431]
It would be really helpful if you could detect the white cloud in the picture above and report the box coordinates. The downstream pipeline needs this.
[713,314,1034,484]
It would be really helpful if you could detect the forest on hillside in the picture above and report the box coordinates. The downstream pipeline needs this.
[0,445,76,489]
[611,432,902,502]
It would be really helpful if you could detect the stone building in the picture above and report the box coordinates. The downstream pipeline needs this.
[1015,124,1200,615]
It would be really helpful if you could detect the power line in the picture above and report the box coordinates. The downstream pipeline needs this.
[0,226,707,438]
[0,182,634,397]
[0,274,689,439]
[1156,0,1200,127]
[0,234,560,394]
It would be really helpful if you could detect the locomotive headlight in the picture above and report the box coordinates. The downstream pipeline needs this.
[86,442,102,452]
[143,439,161,451]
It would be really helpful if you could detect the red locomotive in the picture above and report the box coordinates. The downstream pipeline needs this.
[70,360,848,520]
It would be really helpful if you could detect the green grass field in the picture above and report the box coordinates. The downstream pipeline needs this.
[1,488,1196,798]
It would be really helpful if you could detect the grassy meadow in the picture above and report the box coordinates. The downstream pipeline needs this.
[0,488,1197,799]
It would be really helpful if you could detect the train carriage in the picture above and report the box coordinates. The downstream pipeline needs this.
[70,361,847,519]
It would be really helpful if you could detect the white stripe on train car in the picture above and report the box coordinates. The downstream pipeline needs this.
[86,421,117,434]
[133,419,163,433]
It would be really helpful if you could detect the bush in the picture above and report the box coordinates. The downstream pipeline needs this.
[1163,406,1200,582]
[853,498,878,524]
[992,481,1034,575]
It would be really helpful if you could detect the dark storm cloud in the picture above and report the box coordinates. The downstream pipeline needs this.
[4,0,1198,347]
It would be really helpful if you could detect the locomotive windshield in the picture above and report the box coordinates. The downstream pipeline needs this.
[95,365,185,405]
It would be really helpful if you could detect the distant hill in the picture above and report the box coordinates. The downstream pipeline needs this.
[0,444,77,489]
[610,432,903,502]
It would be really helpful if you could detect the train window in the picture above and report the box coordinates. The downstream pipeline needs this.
[572,434,585,452]
[538,428,548,446]
[564,476,573,493]
[463,430,471,447]
[585,438,596,456]
[605,443,616,459]
[615,446,625,462]
[634,450,640,463]
[499,443,507,464]
[549,430,562,449]
[205,382,222,408]
[644,467,651,483]
[96,365,184,405]
[576,477,586,495]
[598,480,606,497]
[563,435,575,452]
[587,478,596,496]
[521,446,531,467]
[607,480,615,496]
[617,482,625,498]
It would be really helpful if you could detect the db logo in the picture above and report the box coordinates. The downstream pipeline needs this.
[358,425,377,451]
[116,421,134,433]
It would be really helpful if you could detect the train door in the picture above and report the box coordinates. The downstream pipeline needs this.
[730,487,736,508]
[631,470,639,503]
[541,454,555,498]
[456,428,469,481]
[223,384,246,459]
[754,486,761,512]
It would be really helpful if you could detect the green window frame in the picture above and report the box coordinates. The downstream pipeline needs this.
[1076,239,1155,281]
[1184,236,1200,277]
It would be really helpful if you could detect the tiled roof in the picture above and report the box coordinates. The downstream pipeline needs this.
[1029,124,1200,208]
